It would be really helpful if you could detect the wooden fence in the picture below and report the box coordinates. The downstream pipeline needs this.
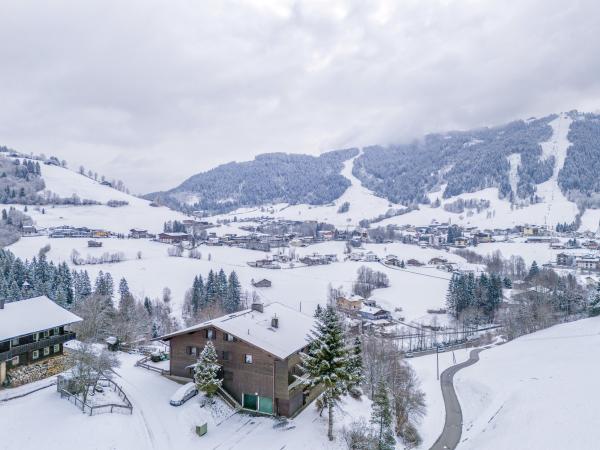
[57,375,133,416]
[135,355,170,376]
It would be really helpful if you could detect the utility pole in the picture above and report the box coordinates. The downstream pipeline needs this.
[436,346,440,381]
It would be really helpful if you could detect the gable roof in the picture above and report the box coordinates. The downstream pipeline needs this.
[0,296,83,341]
[159,302,315,359]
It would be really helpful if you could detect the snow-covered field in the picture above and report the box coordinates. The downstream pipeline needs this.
[0,352,372,450]
[8,237,452,323]
[455,316,600,450]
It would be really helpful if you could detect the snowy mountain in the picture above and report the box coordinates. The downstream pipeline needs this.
[144,148,358,214]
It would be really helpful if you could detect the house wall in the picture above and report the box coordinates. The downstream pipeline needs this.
[0,361,5,384]
[170,328,277,405]
[169,328,312,417]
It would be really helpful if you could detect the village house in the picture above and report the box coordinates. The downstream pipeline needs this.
[21,225,37,236]
[158,232,190,244]
[159,302,319,417]
[252,279,272,288]
[556,252,575,267]
[0,296,82,386]
[576,255,600,271]
[129,228,149,239]
[336,294,364,311]
[358,305,392,322]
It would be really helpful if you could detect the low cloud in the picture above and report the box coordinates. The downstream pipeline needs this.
[0,0,599,192]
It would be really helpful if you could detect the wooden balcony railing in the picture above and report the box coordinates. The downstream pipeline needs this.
[0,332,76,362]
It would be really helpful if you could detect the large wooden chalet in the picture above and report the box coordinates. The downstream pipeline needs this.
[159,302,319,417]
[0,296,82,385]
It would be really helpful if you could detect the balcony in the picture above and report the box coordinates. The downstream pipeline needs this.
[0,332,76,362]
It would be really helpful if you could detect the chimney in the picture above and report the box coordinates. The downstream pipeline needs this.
[0,298,4,309]
[271,315,279,328]
[251,301,264,313]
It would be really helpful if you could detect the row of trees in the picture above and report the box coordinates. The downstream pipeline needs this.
[446,272,503,323]
[182,269,243,325]
[352,266,390,298]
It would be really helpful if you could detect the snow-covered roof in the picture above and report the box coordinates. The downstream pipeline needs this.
[159,302,316,359]
[0,296,83,341]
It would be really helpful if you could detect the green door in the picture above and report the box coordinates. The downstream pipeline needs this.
[258,396,273,414]
[243,393,258,411]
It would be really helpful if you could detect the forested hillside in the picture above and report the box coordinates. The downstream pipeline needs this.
[145,148,358,214]
[558,112,600,206]
[0,155,45,203]
[352,116,556,206]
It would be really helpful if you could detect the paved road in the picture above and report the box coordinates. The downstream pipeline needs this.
[429,348,485,450]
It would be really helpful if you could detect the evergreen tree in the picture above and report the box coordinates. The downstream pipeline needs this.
[205,270,217,305]
[370,381,396,450]
[225,271,241,313]
[527,261,540,280]
[216,269,228,304]
[118,277,130,304]
[193,341,222,397]
[347,337,364,390]
[590,283,600,317]
[300,306,352,441]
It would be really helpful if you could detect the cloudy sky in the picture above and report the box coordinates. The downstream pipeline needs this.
[1,0,599,193]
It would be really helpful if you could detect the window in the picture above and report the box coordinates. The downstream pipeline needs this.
[222,351,230,361]
[186,346,198,356]
[43,347,50,356]
[53,344,60,353]
[32,350,39,360]
[33,333,39,342]
[53,327,60,335]
[43,330,49,338]
[10,356,19,366]
[244,354,253,364]
[11,338,18,347]
[206,329,215,340]
[224,333,235,342]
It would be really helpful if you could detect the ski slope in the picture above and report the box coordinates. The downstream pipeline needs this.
[207,150,401,229]
[204,114,589,231]
[455,316,600,450]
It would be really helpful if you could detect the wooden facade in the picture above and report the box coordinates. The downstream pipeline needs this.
[0,326,76,384]
[166,326,315,417]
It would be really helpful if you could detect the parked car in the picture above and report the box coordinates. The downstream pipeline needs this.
[404,352,414,358]
[170,382,198,406]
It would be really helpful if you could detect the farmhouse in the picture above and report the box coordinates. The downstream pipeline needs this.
[159,302,319,417]
[0,296,82,386]
[158,232,190,244]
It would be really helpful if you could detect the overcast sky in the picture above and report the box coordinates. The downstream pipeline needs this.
[1,0,599,193]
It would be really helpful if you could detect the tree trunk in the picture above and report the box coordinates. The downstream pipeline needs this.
[328,401,334,441]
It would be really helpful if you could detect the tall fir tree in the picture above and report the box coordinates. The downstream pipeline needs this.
[300,306,353,441]
[370,381,396,450]
[193,341,222,397]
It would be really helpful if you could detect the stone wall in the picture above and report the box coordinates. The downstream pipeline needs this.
[7,356,69,387]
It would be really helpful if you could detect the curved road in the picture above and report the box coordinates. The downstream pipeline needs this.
[429,348,485,450]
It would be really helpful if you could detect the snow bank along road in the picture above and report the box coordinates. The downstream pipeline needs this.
[429,348,485,450]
